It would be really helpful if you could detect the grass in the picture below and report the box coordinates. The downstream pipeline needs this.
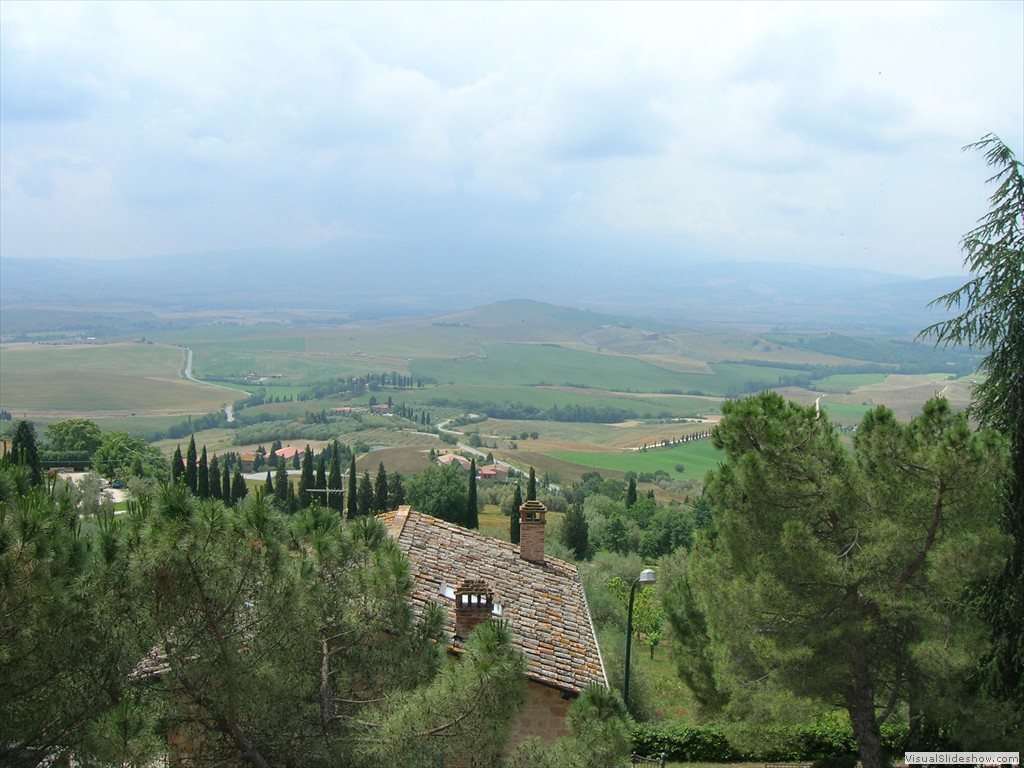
[426,385,714,419]
[812,373,887,391]
[0,342,233,414]
[547,441,723,481]
[414,343,706,392]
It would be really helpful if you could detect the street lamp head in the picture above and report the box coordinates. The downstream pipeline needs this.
[637,568,656,586]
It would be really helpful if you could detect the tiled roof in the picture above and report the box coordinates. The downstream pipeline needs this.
[378,507,607,695]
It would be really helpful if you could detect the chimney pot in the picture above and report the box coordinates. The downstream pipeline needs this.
[454,579,494,639]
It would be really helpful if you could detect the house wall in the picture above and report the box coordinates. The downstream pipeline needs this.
[445,680,572,767]
[509,679,572,745]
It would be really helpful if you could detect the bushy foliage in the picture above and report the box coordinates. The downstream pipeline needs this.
[0,470,530,766]
[630,716,911,763]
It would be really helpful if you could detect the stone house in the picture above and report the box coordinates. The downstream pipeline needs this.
[378,501,607,749]
[477,463,509,483]
[436,452,473,471]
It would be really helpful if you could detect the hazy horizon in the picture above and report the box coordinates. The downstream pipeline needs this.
[2,1,1022,280]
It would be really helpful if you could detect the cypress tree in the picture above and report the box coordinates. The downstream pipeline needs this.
[172,445,185,485]
[560,504,590,559]
[328,449,343,512]
[198,446,210,498]
[374,462,389,513]
[222,463,231,501]
[185,435,198,493]
[315,453,327,491]
[626,477,638,508]
[388,472,405,509]
[299,445,315,508]
[510,483,522,544]
[231,470,247,504]
[357,471,373,517]
[11,420,42,486]
[527,467,537,501]
[209,455,222,499]
[466,458,479,529]
[286,479,297,513]
[264,470,274,498]
[274,460,289,510]
[347,456,358,519]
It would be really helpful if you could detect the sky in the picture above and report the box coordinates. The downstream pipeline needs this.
[1,1,1022,279]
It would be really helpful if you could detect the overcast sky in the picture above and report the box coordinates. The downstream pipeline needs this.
[1,1,1021,278]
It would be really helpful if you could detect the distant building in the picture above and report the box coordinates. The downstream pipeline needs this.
[478,463,508,483]
[274,446,302,461]
[436,453,472,471]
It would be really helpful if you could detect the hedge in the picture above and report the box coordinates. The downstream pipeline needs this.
[631,718,910,763]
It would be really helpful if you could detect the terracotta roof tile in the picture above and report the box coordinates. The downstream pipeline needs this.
[379,507,607,695]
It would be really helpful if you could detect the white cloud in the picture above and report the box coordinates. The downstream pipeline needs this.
[1,0,1021,276]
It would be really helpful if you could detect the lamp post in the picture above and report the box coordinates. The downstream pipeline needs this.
[623,568,656,709]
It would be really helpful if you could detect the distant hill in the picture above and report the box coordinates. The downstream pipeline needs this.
[0,245,966,336]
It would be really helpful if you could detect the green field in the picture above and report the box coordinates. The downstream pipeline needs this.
[548,440,723,480]
[820,401,874,424]
[0,342,234,414]
[2,304,973,463]
[811,373,887,391]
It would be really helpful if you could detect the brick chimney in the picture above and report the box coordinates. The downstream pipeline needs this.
[519,499,547,563]
[454,579,494,639]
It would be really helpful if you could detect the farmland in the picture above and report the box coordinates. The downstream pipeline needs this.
[0,300,979,483]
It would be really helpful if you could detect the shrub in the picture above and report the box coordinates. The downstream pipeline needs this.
[630,718,909,763]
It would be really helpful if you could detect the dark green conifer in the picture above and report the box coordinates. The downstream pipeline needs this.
[299,445,315,508]
[185,435,198,493]
[328,449,343,512]
[209,455,222,499]
[231,470,247,504]
[198,446,210,498]
[10,420,42,486]
[172,445,185,485]
[374,462,389,513]
[466,459,478,529]
[347,456,358,518]
[510,483,522,544]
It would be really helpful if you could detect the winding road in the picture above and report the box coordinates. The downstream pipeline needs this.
[181,346,247,423]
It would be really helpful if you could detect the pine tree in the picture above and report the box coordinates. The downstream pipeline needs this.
[172,445,185,485]
[347,456,359,519]
[510,483,523,544]
[374,462,389,513]
[185,435,198,493]
[198,446,210,498]
[921,134,1024,707]
[466,459,479,529]
[527,467,537,501]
